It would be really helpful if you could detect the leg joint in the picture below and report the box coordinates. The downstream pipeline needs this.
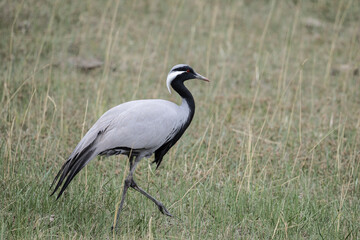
[124,178,131,187]
[130,179,137,188]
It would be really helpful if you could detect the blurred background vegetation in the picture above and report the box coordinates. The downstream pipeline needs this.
[1,0,359,238]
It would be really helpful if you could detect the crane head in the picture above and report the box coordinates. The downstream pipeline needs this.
[166,64,209,94]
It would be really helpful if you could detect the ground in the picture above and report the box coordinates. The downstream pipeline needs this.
[1,0,359,239]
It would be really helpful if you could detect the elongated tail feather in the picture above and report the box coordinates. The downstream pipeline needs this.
[50,131,103,199]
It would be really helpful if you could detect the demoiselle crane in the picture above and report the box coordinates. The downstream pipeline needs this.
[50,64,209,228]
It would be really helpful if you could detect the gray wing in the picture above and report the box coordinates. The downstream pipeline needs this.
[73,99,181,156]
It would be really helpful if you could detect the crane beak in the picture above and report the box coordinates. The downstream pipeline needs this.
[194,73,210,82]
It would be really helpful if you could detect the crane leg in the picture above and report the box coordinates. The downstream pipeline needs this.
[112,155,141,230]
[112,154,173,230]
[130,179,173,217]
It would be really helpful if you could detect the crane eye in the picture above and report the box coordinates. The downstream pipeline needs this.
[186,69,190,73]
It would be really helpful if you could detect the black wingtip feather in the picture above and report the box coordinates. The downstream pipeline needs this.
[50,137,98,199]
[56,149,94,199]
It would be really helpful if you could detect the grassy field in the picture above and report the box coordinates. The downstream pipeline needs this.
[1,0,360,239]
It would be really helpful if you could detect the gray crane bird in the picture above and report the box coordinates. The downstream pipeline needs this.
[50,64,209,228]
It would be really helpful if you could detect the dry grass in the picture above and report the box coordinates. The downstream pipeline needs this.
[1,0,359,239]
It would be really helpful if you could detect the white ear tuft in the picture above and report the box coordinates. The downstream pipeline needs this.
[166,71,184,94]
[167,83,172,94]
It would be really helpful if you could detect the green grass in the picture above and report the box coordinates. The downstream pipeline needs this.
[1,0,360,238]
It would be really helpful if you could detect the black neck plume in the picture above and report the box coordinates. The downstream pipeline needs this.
[171,79,195,118]
[152,78,196,169]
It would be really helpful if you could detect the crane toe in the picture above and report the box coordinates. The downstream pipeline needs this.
[158,204,173,217]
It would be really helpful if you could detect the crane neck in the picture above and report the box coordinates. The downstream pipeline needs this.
[153,78,196,169]
[171,80,195,119]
